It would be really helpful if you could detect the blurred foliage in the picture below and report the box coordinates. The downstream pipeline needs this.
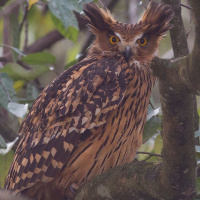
[0,135,7,149]
[0,63,50,81]
[196,177,200,199]
[143,116,161,142]
[0,150,14,188]
[0,0,199,192]
[0,73,17,109]
[28,0,39,10]
[21,52,56,65]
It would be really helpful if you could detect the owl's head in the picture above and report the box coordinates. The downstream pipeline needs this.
[82,1,174,64]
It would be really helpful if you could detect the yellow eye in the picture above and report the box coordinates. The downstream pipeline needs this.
[137,38,148,46]
[109,36,120,45]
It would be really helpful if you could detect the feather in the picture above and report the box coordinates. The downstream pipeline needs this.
[5,2,173,199]
[141,1,175,35]
[5,54,127,195]
[81,3,116,34]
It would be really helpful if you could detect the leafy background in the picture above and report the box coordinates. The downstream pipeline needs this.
[0,0,199,195]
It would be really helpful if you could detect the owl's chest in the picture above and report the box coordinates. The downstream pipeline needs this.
[57,68,154,192]
[114,66,154,135]
[110,78,151,135]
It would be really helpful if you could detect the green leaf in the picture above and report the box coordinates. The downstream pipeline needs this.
[66,44,80,68]
[0,150,14,188]
[21,52,56,65]
[65,26,79,42]
[1,44,26,57]
[48,0,82,30]
[7,102,28,119]
[0,63,50,81]
[65,59,78,69]
[0,135,7,149]
[48,0,84,42]
[196,145,200,153]
[26,83,40,100]
[0,73,17,109]
[14,80,26,92]
[28,0,40,10]
[143,116,161,142]
[51,13,79,42]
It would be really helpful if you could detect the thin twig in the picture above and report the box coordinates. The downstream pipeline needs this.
[19,3,29,33]
[186,27,192,38]
[137,151,162,161]
[149,101,155,110]
[17,60,31,70]
[0,57,8,62]
[24,30,63,54]
[180,3,193,10]
[137,151,162,157]
[22,18,29,53]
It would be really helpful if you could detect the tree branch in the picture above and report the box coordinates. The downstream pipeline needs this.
[162,0,189,57]
[151,56,199,94]
[0,0,25,18]
[180,3,192,10]
[157,1,196,199]
[136,151,162,161]
[74,161,173,200]
[24,30,64,54]
[189,0,200,92]
[19,3,29,33]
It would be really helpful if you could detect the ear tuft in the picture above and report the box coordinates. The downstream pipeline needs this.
[81,3,116,34]
[141,1,174,35]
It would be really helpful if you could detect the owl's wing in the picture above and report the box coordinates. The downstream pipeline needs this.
[5,55,127,192]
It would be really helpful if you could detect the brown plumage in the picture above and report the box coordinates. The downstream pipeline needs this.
[5,2,174,200]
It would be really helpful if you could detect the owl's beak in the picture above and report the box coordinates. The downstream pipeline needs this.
[123,46,133,62]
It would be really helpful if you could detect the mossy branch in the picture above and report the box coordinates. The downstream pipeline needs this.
[74,161,172,200]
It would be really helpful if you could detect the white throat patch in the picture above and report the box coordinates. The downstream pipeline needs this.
[114,32,144,46]
[114,32,123,42]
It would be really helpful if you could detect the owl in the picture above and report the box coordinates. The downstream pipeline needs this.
[5,1,174,200]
